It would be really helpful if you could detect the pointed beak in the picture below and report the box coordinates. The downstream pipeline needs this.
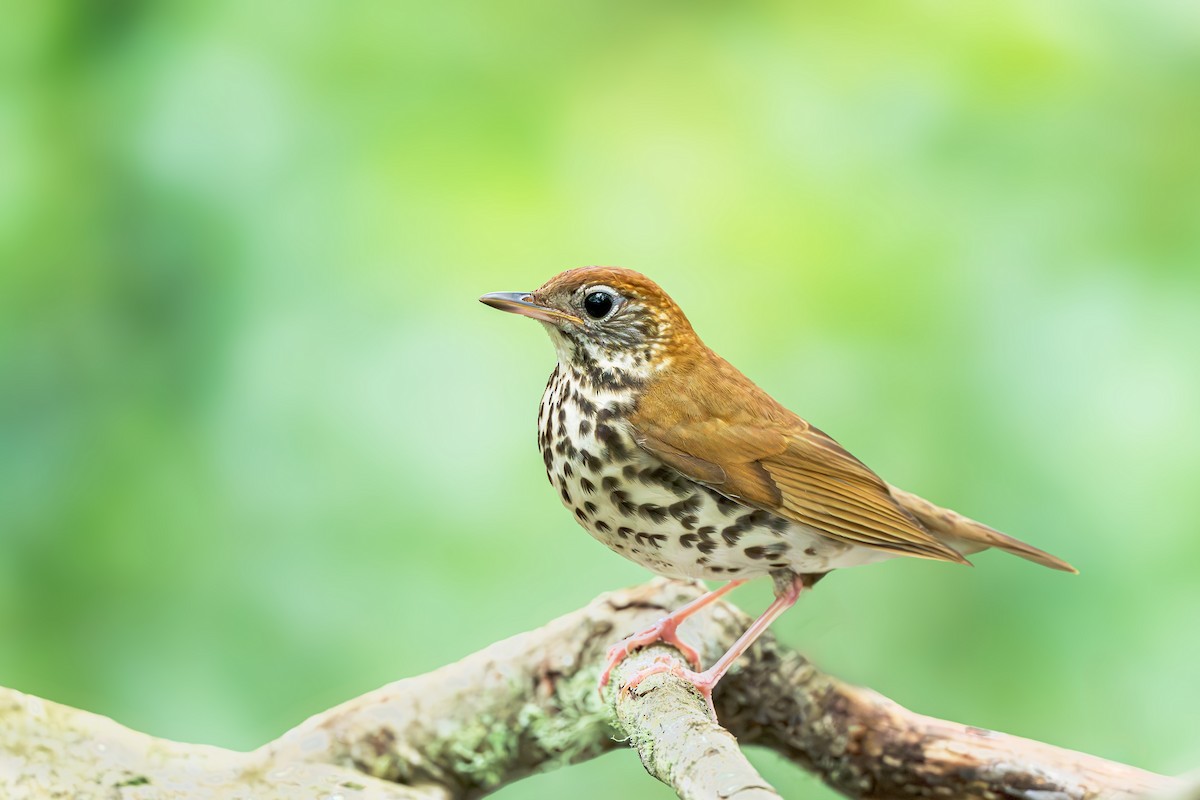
[479,292,582,325]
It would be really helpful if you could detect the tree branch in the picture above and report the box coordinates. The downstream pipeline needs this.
[0,580,1185,800]
[608,644,780,799]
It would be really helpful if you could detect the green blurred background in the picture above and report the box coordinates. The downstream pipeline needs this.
[2,1,1198,796]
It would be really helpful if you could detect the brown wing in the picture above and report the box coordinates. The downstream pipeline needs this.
[758,428,967,562]
[629,352,968,564]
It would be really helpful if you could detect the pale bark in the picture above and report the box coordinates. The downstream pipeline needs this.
[0,579,1185,800]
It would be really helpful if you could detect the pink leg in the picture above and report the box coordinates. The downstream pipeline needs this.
[597,580,744,694]
[625,574,804,719]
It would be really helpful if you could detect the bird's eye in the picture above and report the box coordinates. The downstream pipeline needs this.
[583,291,615,319]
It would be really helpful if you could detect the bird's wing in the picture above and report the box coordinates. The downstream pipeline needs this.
[629,371,968,563]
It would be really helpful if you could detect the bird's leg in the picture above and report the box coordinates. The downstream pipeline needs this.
[597,579,745,693]
[624,573,805,718]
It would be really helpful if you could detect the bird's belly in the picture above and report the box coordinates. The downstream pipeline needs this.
[539,381,890,580]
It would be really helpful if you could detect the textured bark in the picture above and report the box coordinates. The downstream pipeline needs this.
[609,645,780,799]
[0,580,1185,800]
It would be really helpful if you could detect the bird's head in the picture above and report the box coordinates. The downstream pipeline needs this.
[480,267,699,382]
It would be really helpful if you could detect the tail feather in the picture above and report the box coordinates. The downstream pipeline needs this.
[888,486,1078,574]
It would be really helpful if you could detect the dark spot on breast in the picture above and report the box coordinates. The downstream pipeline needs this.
[584,501,597,514]
[638,503,667,524]
[560,486,572,504]
[765,514,790,533]
[722,526,744,546]
[617,527,633,539]
[715,494,741,515]
[769,562,789,569]
[562,462,574,478]
[579,449,602,471]
[579,477,595,494]
[601,476,619,491]
[747,543,790,560]
[805,547,817,556]
[611,490,638,516]
[668,496,701,521]
[595,520,610,533]
[638,467,664,485]
[596,425,629,460]
[542,447,554,470]
[574,507,589,522]
[697,539,717,555]
[634,532,667,549]
[680,515,698,530]
[651,467,693,496]
[577,418,591,436]
[622,465,638,480]
[697,525,716,536]
[585,364,643,393]
[679,533,699,549]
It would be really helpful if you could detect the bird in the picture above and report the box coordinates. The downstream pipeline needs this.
[480,266,1075,717]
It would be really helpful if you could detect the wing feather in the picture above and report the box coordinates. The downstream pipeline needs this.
[630,410,968,563]
[626,347,1070,569]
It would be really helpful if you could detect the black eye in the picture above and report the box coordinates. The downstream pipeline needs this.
[583,291,614,319]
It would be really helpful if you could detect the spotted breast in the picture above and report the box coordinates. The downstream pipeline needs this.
[537,361,890,581]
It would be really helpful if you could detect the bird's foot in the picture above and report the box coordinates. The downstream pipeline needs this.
[624,656,720,719]
[596,616,702,697]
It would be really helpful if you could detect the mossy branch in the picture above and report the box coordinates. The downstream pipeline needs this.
[0,579,1186,800]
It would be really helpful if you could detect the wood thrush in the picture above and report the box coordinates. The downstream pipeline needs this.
[481,267,1075,716]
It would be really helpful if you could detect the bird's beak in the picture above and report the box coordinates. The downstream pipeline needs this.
[479,292,582,325]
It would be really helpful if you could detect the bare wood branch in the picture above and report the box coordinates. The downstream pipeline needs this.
[0,579,1185,800]
[609,644,780,799]
[719,639,1174,800]
[0,688,434,800]
[1153,771,1200,800]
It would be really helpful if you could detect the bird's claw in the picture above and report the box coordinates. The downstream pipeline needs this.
[595,616,702,700]
[624,658,719,719]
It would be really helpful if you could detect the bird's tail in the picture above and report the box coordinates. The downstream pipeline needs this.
[888,486,1078,573]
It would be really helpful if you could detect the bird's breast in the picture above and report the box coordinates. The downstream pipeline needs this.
[537,365,883,580]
